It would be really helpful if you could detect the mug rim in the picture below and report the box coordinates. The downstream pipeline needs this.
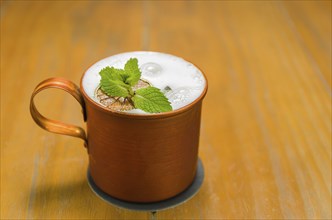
[79,51,208,119]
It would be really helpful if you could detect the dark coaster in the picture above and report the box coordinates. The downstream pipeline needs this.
[87,158,204,212]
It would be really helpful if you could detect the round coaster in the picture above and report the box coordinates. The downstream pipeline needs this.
[87,158,204,212]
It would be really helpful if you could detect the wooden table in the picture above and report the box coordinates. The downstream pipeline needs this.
[1,1,331,219]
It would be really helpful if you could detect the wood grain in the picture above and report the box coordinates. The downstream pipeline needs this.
[1,1,331,219]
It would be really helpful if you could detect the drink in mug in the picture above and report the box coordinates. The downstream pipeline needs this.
[30,51,208,203]
[82,51,206,113]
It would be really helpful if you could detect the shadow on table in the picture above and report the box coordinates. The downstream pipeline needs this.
[26,177,137,218]
[26,173,210,218]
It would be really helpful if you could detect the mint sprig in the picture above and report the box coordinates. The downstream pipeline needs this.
[99,58,172,113]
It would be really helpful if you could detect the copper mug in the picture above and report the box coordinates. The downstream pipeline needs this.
[30,54,208,203]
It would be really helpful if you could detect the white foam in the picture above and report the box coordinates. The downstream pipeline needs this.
[82,51,206,114]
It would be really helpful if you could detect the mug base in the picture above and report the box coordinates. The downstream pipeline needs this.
[87,158,204,212]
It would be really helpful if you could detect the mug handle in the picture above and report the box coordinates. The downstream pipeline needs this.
[30,77,87,147]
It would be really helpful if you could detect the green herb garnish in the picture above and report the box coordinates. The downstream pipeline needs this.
[99,58,172,113]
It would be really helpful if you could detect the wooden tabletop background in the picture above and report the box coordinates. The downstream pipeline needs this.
[1,1,331,219]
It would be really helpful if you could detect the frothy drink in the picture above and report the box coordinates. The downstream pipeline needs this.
[30,51,208,203]
[82,51,206,114]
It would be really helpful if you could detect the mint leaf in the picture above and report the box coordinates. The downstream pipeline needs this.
[100,78,130,97]
[124,58,141,86]
[99,66,131,97]
[132,87,172,113]
[99,66,124,82]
